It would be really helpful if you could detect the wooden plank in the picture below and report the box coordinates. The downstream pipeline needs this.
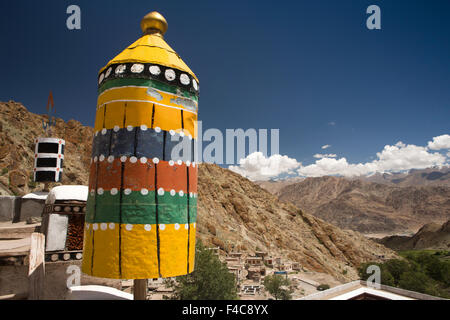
[0,292,28,300]
[28,233,45,300]
[133,279,147,300]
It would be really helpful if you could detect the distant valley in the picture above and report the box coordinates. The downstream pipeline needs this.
[258,168,450,235]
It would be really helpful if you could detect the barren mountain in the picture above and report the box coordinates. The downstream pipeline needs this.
[377,220,450,251]
[277,176,450,235]
[255,177,304,195]
[0,101,398,281]
[257,168,450,195]
[359,167,450,187]
[0,100,93,196]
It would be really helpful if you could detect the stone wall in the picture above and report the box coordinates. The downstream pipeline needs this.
[0,196,20,222]
[0,196,45,222]
[18,198,45,222]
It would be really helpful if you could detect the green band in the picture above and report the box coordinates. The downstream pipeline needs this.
[98,78,199,102]
[85,191,197,225]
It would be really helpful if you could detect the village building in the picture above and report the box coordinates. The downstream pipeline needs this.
[264,256,275,267]
[292,262,301,271]
[245,256,263,266]
[228,252,243,261]
[255,251,268,258]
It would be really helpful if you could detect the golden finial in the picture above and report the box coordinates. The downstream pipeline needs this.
[141,11,168,36]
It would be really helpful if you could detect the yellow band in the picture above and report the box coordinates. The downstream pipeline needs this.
[82,223,196,279]
[94,101,198,138]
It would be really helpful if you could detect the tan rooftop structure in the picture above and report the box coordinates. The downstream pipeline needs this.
[292,262,301,271]
[264,256,275,267]
[228,265,244,283]
[245,256,263,266]
[225,257,241,264]
[299,280,447,300]
[255,251,268,258]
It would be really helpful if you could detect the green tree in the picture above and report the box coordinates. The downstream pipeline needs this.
[165,240,238,300]
[398,271,439,296]
[384,259,411,284]
[263,274,292,300]
[316,284,330,291]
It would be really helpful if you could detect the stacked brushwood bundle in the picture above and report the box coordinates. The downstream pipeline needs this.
[67,214,84,250]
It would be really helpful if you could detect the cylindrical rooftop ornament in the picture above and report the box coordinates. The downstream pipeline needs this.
[34,92,65,183]
[82,11,199,279]
[34,138,65,182]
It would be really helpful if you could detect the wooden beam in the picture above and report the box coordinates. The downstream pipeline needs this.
[133,279,147,300]
[0,292,28,300]
[28,233,45,300]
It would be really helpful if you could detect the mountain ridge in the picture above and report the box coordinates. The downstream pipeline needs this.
[275,175,450,234]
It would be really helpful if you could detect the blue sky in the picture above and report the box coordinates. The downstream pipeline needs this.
[0,0,449,179]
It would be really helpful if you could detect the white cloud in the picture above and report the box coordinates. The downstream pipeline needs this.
[321,144,331,149]
[427,134,450,150]
[298,141,447,177]
[229,152,301,181]
[228,135,449,180]
[314,153,337,159]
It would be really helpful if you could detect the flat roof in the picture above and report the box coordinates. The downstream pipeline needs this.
[46,185,88,203]
[299,280,446,300]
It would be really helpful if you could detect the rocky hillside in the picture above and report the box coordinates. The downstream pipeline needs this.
[277,176,450,235]
[0,101,398,282]
[0,101,93,195]
[196,164,397,281]
[377,220,450,251]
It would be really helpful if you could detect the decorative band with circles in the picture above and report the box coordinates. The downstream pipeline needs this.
[91,126,196,164]
[98,62,199,95]
[85,222,196,232]
[88,158,198,193]
[98,78,198,104]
